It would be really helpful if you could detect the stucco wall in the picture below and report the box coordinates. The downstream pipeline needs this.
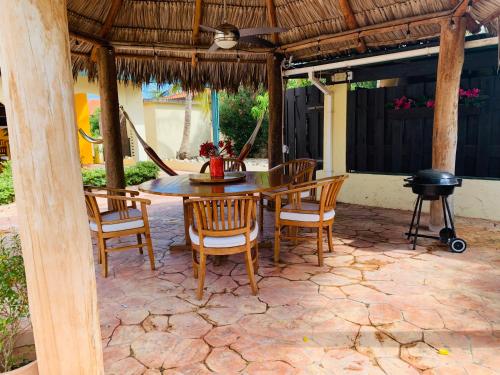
[143,101,211,159]
[319,83,500,221]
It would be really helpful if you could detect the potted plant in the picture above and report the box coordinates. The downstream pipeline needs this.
[0,233,37,375]
[199,140,234,178]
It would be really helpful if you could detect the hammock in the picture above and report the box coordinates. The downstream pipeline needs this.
[236,109,266,162]
[78,128,103,144]
[119,106,178,176]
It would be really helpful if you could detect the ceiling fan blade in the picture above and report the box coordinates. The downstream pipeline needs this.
[239,35,275,48]
[200,24,221,33]
[239,27,288,37]
[207,42,219,52]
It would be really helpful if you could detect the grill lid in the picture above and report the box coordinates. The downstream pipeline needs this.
[410,169,460,186]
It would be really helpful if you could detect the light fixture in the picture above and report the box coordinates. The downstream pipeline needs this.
[214,23,239,49]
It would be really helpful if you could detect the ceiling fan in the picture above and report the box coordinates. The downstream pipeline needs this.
[200,0,287,51]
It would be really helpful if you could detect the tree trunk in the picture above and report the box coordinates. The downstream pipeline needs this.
[267,54,284,168]
[97,46,126,190]
[430,17,466,229]
[0,0,104,373]
[178,92,193,160]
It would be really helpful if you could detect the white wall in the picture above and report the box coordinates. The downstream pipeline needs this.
[143,101,211,159]
[73,76,147,161]
[319,83,500,221]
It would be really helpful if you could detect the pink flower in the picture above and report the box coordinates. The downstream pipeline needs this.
[425,99,435,108]
[459,88,467,97]
[471,88,480,97]
[403,101,411,109]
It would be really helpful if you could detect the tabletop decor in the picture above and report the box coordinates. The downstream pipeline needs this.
[199,139,234,178]
[188,171,246,184]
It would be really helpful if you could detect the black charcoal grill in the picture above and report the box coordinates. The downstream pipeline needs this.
[404,169,467,253]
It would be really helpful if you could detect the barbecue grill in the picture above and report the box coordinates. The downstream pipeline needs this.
[404,169,467,253]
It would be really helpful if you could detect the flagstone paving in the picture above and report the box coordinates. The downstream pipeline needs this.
[18,190,497,374]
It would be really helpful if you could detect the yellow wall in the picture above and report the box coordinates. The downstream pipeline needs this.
[320,83,500,221]
[74,93,94,164]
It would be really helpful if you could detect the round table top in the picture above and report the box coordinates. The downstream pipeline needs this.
[139,171,292,197]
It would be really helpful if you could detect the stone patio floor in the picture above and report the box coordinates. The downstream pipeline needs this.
[3,194,498,374]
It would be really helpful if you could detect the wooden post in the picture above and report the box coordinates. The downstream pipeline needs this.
[267,54,284,168]
[0,1,104,374]
[96,46,126,190]
[430,17,466,229]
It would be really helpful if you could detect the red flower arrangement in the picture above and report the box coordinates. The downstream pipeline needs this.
[199,139,234,158]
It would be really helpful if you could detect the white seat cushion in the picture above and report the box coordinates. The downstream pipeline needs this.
[280,202,335,222]
[89,208,144,232]
[189,223,259,248]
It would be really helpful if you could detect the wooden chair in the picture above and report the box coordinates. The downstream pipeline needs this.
[199,158,246,173]
[270,175,348,266]
[84,187,155,277]
[259,158,317,228]
[185,195,259,299]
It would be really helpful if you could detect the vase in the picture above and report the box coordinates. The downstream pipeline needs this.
[209,156,224,178]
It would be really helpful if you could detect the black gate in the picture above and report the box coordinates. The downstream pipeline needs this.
[284,86,324,168]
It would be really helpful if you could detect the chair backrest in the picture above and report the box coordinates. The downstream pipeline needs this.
[272,158,316,184]
[319,175,348,212]
[84,192,101,224]
[188,196,257,238]
[200,158,246,173]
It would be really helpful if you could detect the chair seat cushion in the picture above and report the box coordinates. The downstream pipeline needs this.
[189,223,259,248]
[89,208,144,232]
[280,202,335,222]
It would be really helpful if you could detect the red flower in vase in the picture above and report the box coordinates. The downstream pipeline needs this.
[199,139,235,158]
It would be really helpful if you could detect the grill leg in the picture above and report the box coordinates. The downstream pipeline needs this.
[443,197,456,238]
[412,196,424,250]
[407,195,421,240]
[441,196,449,229]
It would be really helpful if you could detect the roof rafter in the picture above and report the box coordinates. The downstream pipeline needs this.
[338,0,367,53]
[191,0,203,67]
[90,0,123,60]
[266,0,279,45]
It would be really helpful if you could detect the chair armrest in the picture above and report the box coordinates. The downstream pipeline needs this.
[84,186,140,197]
[85,192,151,205]
[266,184,318,198]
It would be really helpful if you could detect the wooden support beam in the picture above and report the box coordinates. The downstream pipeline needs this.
[96,46,126,193]
[267,54,284,168]
[430,17,466,228]
[338,0,367,53]
[266,0,280,45]
[0,0,104,373]
[90,0,123,61]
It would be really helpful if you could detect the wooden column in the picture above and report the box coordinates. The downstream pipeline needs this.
[0,1,104,374]
[267,54,284,168]
[430,17,466,228]
[96,46,125,189]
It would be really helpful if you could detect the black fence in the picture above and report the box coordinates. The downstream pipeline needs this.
[284,86,324,168]
[347,76,500,179]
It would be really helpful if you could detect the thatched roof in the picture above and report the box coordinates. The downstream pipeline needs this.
[68,0,500,91]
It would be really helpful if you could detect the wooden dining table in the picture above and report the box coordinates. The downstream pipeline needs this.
[139,171,293,251]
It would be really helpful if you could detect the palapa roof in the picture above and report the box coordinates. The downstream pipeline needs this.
[68,0,500,91]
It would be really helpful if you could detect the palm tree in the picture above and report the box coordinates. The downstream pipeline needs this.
[177,91,193,160]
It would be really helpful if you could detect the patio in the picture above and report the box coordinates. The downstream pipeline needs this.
[88,194,500,375]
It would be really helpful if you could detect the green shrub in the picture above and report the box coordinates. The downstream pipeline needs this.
[0,161,160,205]
[81,161,159,188]
[0,232,29,372]
[81,168,107,187]
[0,162,15,205]
[219,87,269,157]
[124,161,160,186]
